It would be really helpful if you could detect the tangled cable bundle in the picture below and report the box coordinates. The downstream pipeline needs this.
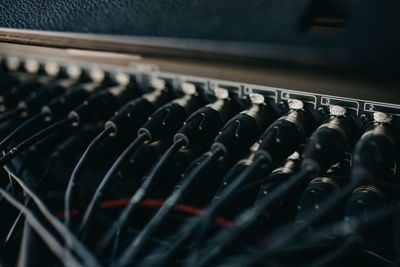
[0,58,399,267]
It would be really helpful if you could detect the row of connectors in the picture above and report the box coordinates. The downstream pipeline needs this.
[1,55,398,178]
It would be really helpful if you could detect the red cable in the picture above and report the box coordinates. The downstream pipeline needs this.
[57,198,234,227]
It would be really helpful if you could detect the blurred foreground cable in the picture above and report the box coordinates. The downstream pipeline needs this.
[64,127,115,227]
[0,187,86,267]
[2,165,100,267]
[112,147,225,267]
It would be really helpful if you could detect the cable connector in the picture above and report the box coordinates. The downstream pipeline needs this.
[0,76,53,111]
[271,151,302,175]
[41,86,91,119]
[68,91,118,126]
[68,84,135,126]
[105,86,171,135]
[211,93,275,160]
[138,83,205,142]
[301,105,353,175]
[174,88,238,148]
[295,176,341,228]
[17,79,77,117]
[350,112,397,183]
[256,99,314,164]
[255,152,302,203]
[344,185,385,224]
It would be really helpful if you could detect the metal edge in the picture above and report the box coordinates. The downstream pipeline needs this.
[0,28,350,67]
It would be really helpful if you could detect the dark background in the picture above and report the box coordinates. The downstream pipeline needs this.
[0,0,399,68]
[0,0,397,43]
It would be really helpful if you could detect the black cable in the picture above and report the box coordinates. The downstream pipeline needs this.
[0,84,95,152]
[4,131,87,244]
[362,249,395,265]
[96,138,187,253]
[217,107,353,264]
[237,176,365,267]
[131,100,275,265]
[2,165,100,267]
[154,156,268,267]
[211,101,311,213]
[95,96,235,252]
[151,102,313,266]
[139,175,278,267]
[77,133,149,237]
[0,108,23,124]
[0,80,74,155]
[200,100,308,215]
[4,198,29,245]
[0,113,47,151]
[238,219,392,267]
[64,127,115,227]
[192,166,316,267]
[0,117,75,166]
[187,157,271,266]
[243,204,398,267]
[99,96,259,251]
[0,187,86,267]
[113,147,225,267]
[79,91,204,237]
[137,177,276,267]
[264,112,398,259]
[66,88,171,228]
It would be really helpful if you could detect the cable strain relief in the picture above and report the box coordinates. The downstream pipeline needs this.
[210,142,228,159]
[41,106,53,118]
[104,121,119,137]
[173,133,190,148]
[137,128,152,143]
[17,101,28,111]
[68,111,80,127]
